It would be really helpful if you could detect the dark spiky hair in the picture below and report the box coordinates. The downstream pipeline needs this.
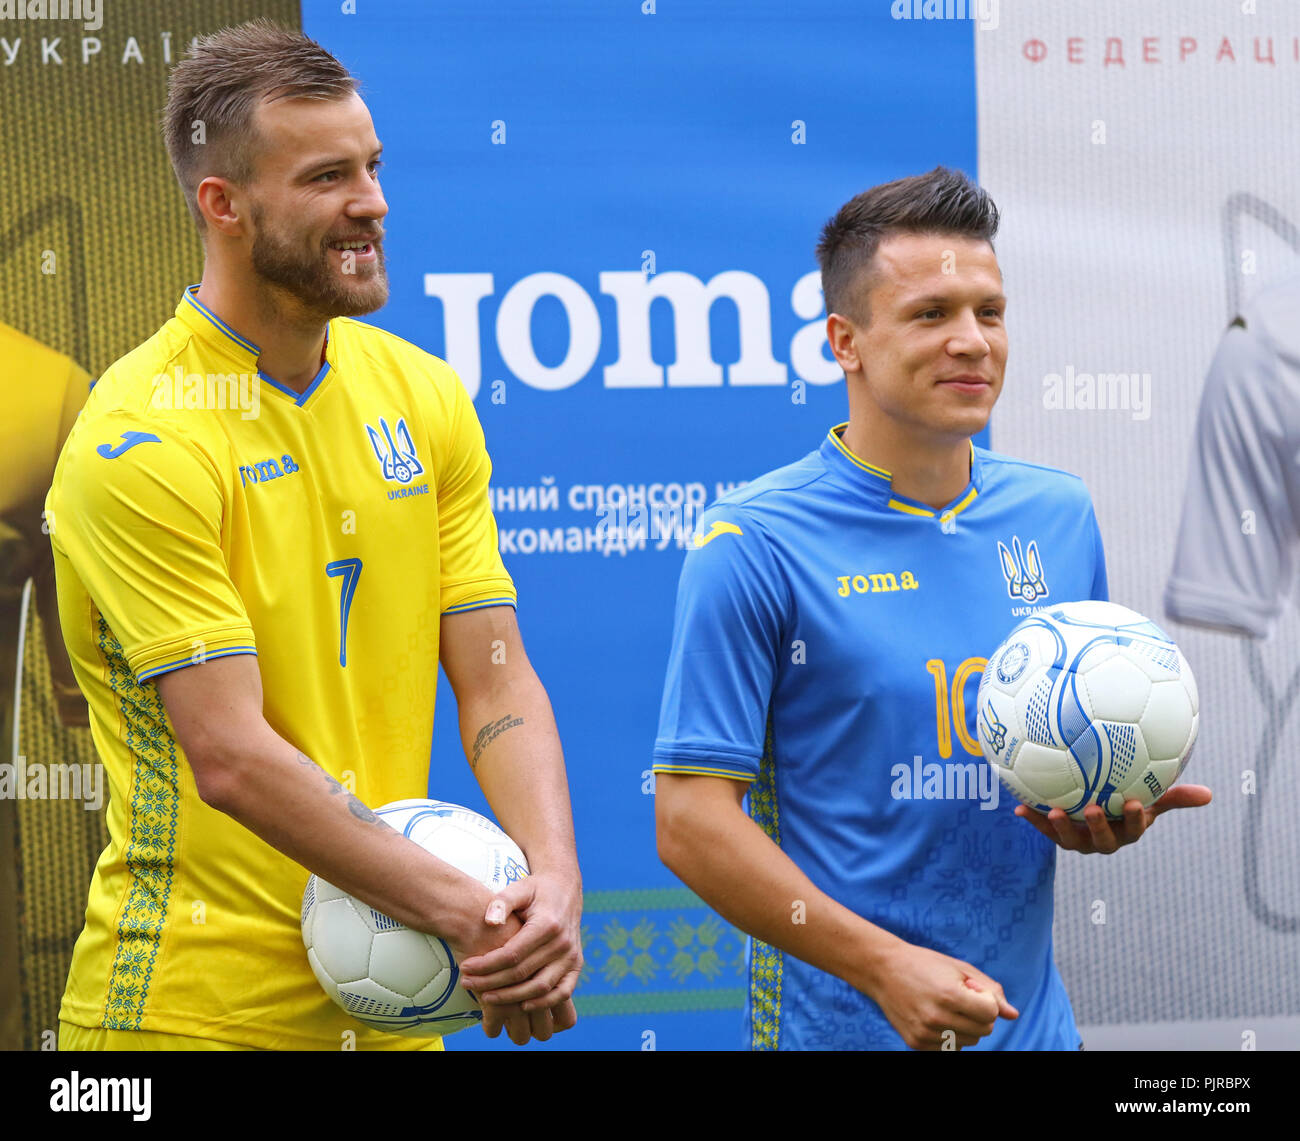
[816,167,1000,323]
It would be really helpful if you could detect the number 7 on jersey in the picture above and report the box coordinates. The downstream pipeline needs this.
[325,559,363,667]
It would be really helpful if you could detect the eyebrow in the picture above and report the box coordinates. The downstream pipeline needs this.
[906,293,1006,307]
[296,147,384,179]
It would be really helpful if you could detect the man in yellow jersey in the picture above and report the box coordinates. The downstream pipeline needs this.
[46,20,582,1050]
[1,320,94,1051]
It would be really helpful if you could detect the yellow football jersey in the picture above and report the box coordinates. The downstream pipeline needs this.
[46,286,515,1049]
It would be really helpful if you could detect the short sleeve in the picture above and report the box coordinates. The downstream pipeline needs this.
[653,506,789,782]
[47,416,256,681]
[435,372,516,615]
[1164,323,1295,636]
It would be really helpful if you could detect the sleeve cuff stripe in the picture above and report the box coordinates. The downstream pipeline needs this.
[652,764,755,781]
[136,646,257,682]
[442,597,517,615]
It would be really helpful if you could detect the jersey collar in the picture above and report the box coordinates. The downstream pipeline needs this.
[175,284,333,407]
[820,423,983,522]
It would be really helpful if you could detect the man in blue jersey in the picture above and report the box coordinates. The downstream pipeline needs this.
[653,168,1212,1051]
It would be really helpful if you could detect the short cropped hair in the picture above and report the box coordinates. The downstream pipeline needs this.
[161,19,358,233]
[816,167,1000,323]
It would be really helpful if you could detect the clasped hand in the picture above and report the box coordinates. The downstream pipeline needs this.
[457,871,583,1044]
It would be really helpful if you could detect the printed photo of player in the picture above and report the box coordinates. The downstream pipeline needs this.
[0,319,97,1052]
[1166,247,1300,937]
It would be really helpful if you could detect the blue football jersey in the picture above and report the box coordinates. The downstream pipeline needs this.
[653,424,1108,1050]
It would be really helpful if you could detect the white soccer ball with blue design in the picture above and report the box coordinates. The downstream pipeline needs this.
[301,799,529,1037]
[976,601,1199,821]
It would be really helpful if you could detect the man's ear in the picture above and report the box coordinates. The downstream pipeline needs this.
[195,176,247,237]
[826,312,862,374]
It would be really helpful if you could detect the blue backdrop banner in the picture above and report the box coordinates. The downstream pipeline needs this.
[302,0,980,1051]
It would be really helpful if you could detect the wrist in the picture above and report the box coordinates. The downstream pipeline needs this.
[520,848,581,885]
[427,876,494,948]
[847,924,907,1001]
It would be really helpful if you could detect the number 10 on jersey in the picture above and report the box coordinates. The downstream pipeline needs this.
[926,657,987,760]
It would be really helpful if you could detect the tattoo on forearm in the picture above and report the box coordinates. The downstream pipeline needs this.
[470,714,525,771]
[297,750,378,823]
[347,798,379,823]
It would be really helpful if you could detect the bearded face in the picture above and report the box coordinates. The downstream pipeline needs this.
[249,197,389,319]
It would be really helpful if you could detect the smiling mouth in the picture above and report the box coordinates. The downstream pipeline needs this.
[329,238,379,254]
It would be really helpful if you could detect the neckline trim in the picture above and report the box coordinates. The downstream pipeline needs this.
[178,285,333,407]
[821,423,981,521]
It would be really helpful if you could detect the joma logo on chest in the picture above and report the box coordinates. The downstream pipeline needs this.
[239,454,300,487]
[836,571,919,597]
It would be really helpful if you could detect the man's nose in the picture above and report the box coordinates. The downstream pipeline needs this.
[947,310,991,356]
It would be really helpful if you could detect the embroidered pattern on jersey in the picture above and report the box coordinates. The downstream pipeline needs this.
[98,614,179,1031]
[748,715,783,1050]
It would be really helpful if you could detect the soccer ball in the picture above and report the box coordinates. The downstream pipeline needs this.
[301,799,529,1037]
[976,601,1199,821]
